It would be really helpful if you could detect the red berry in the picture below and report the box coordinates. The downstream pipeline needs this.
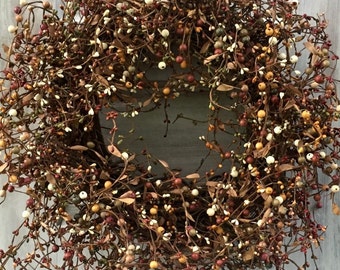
[63,251,73,261]
[260,129,268,137]
[270,95,280,104]
[186,73,195,83]
[245,155,254,164]
[176,27,184,35]
[191,253,200,261]
[196,19,204,26]
[311,154,320,164]
[239,118,247,126]
[311,183,318,190]
[173,178,182,187]
[314,74,324,84]
[26,198,35,208]
[242,209,250,217]
[40,23,48,31]
[175,55,184,63]
[179,43,188,52]
[313,194,321,202]
[260,253,269,261]
[224,151,232,159]
[216,259,224,266]
[214,48,223,54]
[52,245,59,252]
[13,6,22,14]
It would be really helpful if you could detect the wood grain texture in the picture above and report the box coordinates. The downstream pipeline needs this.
[298,2,340,270]
[0,1,339,269]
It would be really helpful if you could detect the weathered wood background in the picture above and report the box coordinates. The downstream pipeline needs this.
[0,1,340,269]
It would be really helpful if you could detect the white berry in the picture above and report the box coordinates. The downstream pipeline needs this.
[158,61,167,70]
[8,25,18,33]
[290,55,299,63]
[121,152,129,160]
[191,189,199,196]
[274,126,282,134]
[306,153,314,161]
[0,190,6,197]
[47,183,55,191]
[230,167,239,177]
[79,191,88,199]
[161,29,170,38]
[331,185,340,193]
[266,156,275,164]
[22,210,31,219]
[206,208,215,217]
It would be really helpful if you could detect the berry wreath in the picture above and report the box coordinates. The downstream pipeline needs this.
[0,0,340,269]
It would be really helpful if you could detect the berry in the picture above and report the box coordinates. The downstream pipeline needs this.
[149,260,158,269]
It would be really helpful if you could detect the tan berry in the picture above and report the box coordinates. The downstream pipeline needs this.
[91,203,101,213]
[258,82,266,91]
[156,226,165,234]
[9,174,18,183]
[265,187,273,195]
[0,139,7,149]
[150,207,158,215]
[136,72,144,79]
[257,110,266,118]
[277,221,284,229]
[265,27,274,36]
[255,142,263,150]
[125,81,133,88]
[149,260,158,269]
[264,71,274,80]
[178,255,187,264]
[180,60,187,69]
[215,226,224,234]
[104,180,112,189]
[301,110,311,119]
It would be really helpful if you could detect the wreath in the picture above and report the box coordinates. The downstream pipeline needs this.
[0,0,340,269]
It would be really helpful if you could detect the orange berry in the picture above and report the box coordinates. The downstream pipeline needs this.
[301,110,311,119]
[162,87,171,96]
[150,207,158,215]
[205,142,213,149]
[257,110,266,118]
[104,181,112,189]
[149,260,158,269]
[180,60,187,69]
[178,255,187,264]
[215,226,224,234]
[136,72,144,79]
[91,203,100,213]
[280,193,287,201]
[125,81,133,88]
[9,174,18,183]
[208,124,215,131]
[265,71,274,81]
[255,142,263,150]
[0,139,7,149]
[156,226,165,234]
[258,82,267,91]
[265,27,274,36]
[265,187,273,195]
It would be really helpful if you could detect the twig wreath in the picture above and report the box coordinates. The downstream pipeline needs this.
[0,0,340,269]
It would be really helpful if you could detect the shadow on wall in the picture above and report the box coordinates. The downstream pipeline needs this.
[101,90,236,177]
